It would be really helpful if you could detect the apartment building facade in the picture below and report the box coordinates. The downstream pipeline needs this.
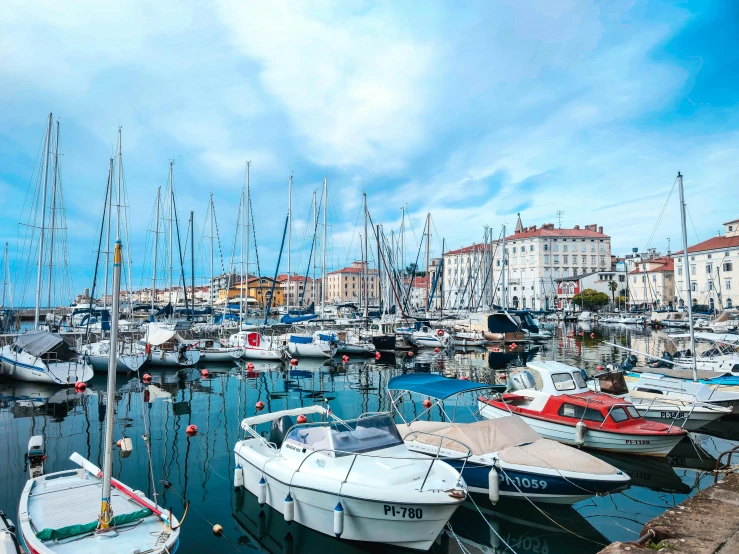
[324,261,379,304]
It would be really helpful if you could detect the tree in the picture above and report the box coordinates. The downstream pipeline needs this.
[405,263,426,277]
[608,281,618,304]
[571,288,610,311]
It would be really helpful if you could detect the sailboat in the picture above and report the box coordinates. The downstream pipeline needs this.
[17,239,181,553]
[0,115,93,385]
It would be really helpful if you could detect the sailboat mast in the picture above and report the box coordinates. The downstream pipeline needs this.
[99,237,122,529]
[117,127,122,239]
[168,162,174,306]
[287,173,292,313]
[190,210,195,316]
[102,158,114,312]
[47,120,60,309]
[312,190,317,306]
[151,187,161,314]
[425,212,430,314]
[321,178,327,322]
[501,224,507,311]
[34,113,53,329]
[364,192,368,318]
[678,172,698,382]
[209,194,214,312]
[245,162,250,319]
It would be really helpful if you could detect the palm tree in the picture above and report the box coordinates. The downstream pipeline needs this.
[608,281,618,305]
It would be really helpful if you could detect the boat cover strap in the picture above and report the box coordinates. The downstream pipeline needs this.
[35,508,153,541]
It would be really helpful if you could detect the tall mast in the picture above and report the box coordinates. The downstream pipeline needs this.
[34,113,52,329]
[678,172,698,382]
[151,187,161,314]
[245,161,251,322]
[99,237,122,529]
[190,210,195,316]
[363,192,369,318]
[321,178,327,322]
[2,242,8,309]
[400,207,405,280]
[425,212,430,314]
[168,162,174,306]
[312,190,317,306]
[117,127,122,239]
[501,224,507,311]
[102,158,114,312]
[47,120,60,309]
[209,194,214,312]
[376,224,382,313]
[287,173,292,313]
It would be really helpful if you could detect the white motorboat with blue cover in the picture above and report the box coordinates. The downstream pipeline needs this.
[234,405,468,550]
[388,374,630,504]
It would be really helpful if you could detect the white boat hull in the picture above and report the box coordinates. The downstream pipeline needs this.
[88,353,146,373]
[145,349,200,367]
[242,347,283,361]
[198,348,242,363]
[0,347,93,385]
[479,403,683,456]
[287,342,336,358]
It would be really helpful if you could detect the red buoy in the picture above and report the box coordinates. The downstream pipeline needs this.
[407,351,414,357]
[246,362,255,371]
[143,373,152,382]
[590,333,595,339]
[116,439,122,448]
[492,346,500,352]
[186,425,198,436]
[422,399,432,409]
[290,358,299,367]
[342,355,349,363]
[74,381,86,392]
[460,376,469,381]
[200,369,210,378]
[255,401,265,411]
[597,365,604,371]
[434,347,440,353]
[511,343,517,348]
[500,373,507,380]
[375,351,381,360]
[297,415,307,424]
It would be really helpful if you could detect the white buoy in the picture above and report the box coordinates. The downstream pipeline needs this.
[284,493,294,523]
[333,501,344,537]
[488,467,500,504]
[575,421,587,446]
[258,477,267,505]
[234,465,243,488]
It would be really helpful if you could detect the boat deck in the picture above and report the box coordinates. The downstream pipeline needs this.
[26,470,171,554]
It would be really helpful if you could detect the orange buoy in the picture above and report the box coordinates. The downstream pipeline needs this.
[186,424,198,436]
[423,399,432,409]
[297,415,307,424]
[74,381,86,391]
[246,362,255,371]
[255,400,265,411]
[143,373,152,382]
[200,369,210,378]
[290,358,299,367]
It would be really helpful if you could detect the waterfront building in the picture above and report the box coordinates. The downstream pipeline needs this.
[325,261,379,304]
[628,257,675,310]
[555,270,621,311]
[277,274,322,308]
[672,218,738,311]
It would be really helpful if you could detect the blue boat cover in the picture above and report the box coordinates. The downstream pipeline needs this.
[281,313,318,324]
[289,335,313,344]
[387,374,505,399]
[318,333,336,342]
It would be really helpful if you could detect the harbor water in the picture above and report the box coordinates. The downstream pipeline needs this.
[1,323,735,554]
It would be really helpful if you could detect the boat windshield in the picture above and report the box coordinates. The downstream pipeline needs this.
[330,414,403,457]
[551,371,586,391]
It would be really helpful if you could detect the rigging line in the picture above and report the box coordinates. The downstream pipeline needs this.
[685,204,701,244]
[644,177,678,252]
[466,495,519,553]
[247,190,261,279]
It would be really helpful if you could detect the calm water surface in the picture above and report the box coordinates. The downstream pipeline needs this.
[1,323,735,554]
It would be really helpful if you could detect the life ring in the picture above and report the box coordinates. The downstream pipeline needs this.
[436,329,445,337]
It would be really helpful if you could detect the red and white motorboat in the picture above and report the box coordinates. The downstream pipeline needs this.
[478,361,686,456]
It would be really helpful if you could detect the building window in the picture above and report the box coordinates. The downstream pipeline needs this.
[725,262,733,272]
[554,269,560,278]
[581,244,586,252]
[690,265,696,275]
[726,280,731,290]
[553,244,559,252]
[600,256,605,265]
[678,267,682,276]
[581,256,586,264]
[708,280,713,291]
[544,244,549,251]
[530,245,534,252]
[563,255,569,263]
[706,264,712,274]
[591,256,596,264]
[707,254,712,259]
[599,244,605,252]
[692,282,697,292]
[564,268,569,277]
[513,247,517,253]
[633,276,637,284]
[544,255,550,263]
[554,255,559,263]
[563,244,568,252]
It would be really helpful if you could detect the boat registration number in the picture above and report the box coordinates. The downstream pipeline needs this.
[384,505,423,519]
[625,439,651,445]
[659,411,686,419]
[500,474,548,490]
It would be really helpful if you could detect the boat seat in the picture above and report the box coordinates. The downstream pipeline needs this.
[269,416,295,449]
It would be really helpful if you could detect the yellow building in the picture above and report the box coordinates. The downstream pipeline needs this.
[248,277,285,308]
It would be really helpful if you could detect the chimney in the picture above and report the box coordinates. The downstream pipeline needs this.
[542,223,555,230]
[574,225,580,230]
[598,226,603,234]
[531,225,537,231]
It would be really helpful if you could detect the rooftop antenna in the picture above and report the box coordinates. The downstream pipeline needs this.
[556,210,564,229]
[666,237,671,256]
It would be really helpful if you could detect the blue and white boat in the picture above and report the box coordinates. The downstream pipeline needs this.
[284,331,337,358]
[388,374,630,504]
[0,331,93,385]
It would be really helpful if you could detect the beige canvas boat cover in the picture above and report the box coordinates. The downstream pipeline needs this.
[499,438,618,474]
[145,325,179,346]
[398,416,540,455]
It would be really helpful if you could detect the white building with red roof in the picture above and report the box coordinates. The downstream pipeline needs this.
[672,219,738,311]
[628,257,675,309]
[324,261,379,304]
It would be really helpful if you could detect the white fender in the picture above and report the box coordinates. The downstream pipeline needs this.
[234,464,244,488]
[258,476,267,505]
[284,493,294,523]
[333,501,344,537]
[488,467,500,504]
[575,421,587,446]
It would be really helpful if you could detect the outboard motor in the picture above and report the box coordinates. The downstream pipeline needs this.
[508,370,536,392]
[269,416,295,449]
[24,435,45,478]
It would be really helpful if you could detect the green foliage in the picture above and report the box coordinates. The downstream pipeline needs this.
[571,288,610,310]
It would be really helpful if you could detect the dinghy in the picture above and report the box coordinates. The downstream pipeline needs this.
[389,374,630,504]
[234,405,467,550]
[478,361,687,456]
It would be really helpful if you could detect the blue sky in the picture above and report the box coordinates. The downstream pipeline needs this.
[1,1,738,305]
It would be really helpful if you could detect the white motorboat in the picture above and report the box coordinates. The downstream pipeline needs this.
[141,324,200,367]
[451,331,486,347]
[623,372,739,412]
[228,330,283,361]
[0,331,93,385]
[389,374,630,505]
[81,340,145,373]
[408,327,447,349]
[334,330,376,356]
[0,509,21,554]
[577,311,594,322]
[194,338,242,362]
[234,406,467,550]
[284,331,337,358]
[667,333,739,374]
[478,361,687,456]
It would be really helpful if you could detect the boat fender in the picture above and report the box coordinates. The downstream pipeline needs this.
[488,468,499,504]
[575,421,587,446]
[258,477,267,505]
[120,437,133,453]
[284,493,294,523]
[333,501,344,537]
[234,464,244,488]
[489,516,501,549]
